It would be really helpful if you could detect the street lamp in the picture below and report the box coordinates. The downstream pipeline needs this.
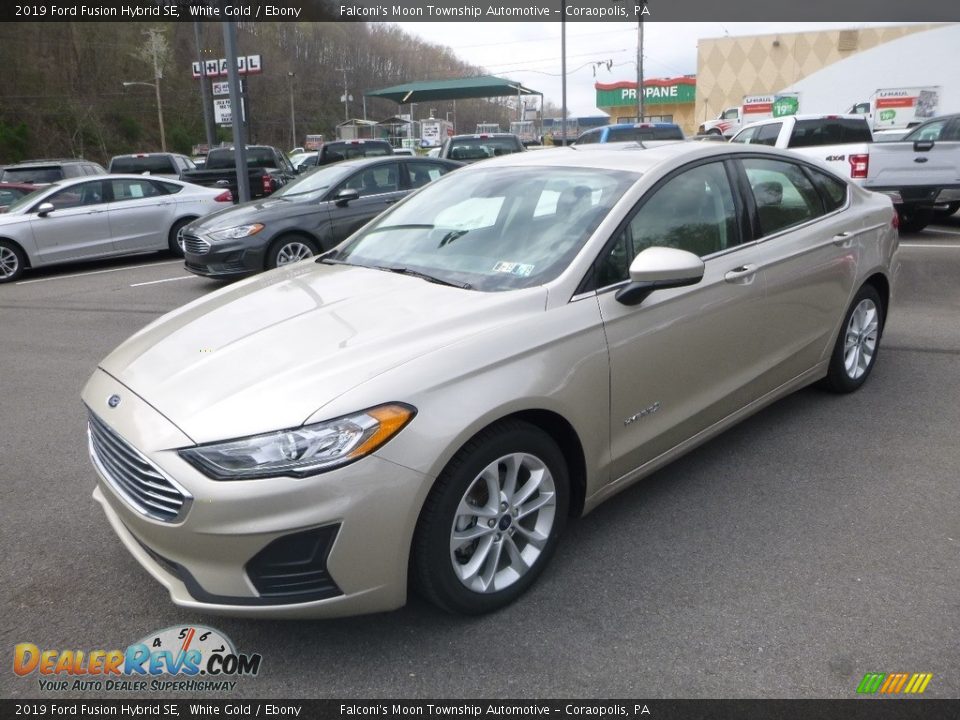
[122,80,166,152]
[287,72,297,149]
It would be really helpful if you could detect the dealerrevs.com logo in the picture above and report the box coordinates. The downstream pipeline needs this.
[14,625,262,692]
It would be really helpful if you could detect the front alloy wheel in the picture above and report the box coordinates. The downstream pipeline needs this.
[269,236,319,269]
[450,453,557,594]
[413,421,569,614]
[0,241,25,283]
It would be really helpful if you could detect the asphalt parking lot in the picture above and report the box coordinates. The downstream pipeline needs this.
[2,217,959,700]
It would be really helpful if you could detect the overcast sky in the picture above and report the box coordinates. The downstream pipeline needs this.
[398,22,922,117]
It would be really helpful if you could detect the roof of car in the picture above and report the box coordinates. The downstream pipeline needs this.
[7,159,92,167]
[449,133,519,140]
[454,141,798,175]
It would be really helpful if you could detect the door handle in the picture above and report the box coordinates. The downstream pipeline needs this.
[724,264,757,283]
[87,208,107,214]
[833,231,853,247]
[384,198,398,205]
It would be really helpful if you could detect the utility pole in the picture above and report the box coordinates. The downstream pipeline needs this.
[223,20,250,203]
[287,72,297,149]
[560,0,567,145]
[144,28,167,152]
[193,21,215,149]
[636,19,645,122]
[337,67,349,122]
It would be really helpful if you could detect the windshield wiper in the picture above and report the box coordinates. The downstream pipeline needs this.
[372,265,472,290]
[365,223,435,234]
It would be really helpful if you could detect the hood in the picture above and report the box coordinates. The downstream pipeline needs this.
[99,261,547,444]
[188,195,317,232]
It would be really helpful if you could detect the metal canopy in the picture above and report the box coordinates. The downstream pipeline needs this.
[366,76,540,104]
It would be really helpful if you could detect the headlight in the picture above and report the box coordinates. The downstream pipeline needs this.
[208,223,264,241]
[179,403,415,480]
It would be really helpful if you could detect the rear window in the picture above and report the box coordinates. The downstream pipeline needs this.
[0,166,63,183]
[447,137,521,161]
[205,148,280,170]
[109,156,177,174]
[321,142,392,162]
[788,118,872,148]
[606,126,684,142]
[575,130,601,145]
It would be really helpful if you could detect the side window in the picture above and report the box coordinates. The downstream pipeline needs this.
[43,180,106,210]
[943,120,960,142]
[743,158,825,236]
[905,119,949,143]
[595,162,739,287]
[408,161,454,189]
[807,167,848,213]
[338,162,400,197]
[731,126,759,144]
[722,108,739,120]
[110,178,163,202]
[754,122,782,146]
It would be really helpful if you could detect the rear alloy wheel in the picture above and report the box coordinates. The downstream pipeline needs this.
[0,240,26,284]
[413,421,569,615]
[168,218,195,258]
[822,284,884,393]
[897,207,933,234]
[267,236,319,269]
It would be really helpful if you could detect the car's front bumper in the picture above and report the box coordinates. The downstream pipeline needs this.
[183,238,267,279]
[83,369,432,618]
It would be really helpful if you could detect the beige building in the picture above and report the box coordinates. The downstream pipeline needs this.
[694,24,945,128]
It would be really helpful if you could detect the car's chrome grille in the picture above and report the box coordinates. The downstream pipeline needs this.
[181,232,211,255]
[87,412,190,523]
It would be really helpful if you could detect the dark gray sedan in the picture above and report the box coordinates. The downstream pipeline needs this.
[182,156,461,278]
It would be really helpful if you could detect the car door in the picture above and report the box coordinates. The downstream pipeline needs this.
[866,117,960,189]
[591,159,775,481]
[737,156,861,382]
[106,178,175,252]
[28,180,113,263]
[325,161,405,244]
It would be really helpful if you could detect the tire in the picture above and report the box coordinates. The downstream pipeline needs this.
[412,420,569,615]
[933,202,960,218]
[168,217,195,258]
[0,239,26,284]
[707,128,723,137]
[822,284,884,393]
[897,207,933,234]
[266,235,319,270]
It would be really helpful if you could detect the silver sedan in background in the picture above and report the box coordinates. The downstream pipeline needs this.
[83,143,898,617]
[0,175,232,283]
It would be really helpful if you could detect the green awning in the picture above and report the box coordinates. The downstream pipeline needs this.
[366,76,540,104]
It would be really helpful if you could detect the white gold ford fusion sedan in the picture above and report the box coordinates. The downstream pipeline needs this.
[82,143,899,617]
[0,175,231,283]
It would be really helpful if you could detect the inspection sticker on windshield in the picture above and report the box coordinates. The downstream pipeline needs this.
[492,261,534,277]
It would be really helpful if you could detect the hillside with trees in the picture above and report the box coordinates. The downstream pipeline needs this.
[0,22,522,163]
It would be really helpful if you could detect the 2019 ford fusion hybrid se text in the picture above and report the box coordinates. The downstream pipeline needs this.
[82,142,899,617]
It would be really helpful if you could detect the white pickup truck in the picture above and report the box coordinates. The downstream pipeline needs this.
[862,113,960,232]
[730,114,873,184]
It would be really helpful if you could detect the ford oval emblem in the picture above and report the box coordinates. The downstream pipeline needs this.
[107,394,121,408]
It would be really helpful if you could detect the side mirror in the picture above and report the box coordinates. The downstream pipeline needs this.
[913,139,934,152]
[36,202,55,217]
[334,188,360,207]
[615,246,705,306]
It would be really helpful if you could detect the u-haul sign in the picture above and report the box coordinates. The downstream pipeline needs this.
[192,55,262,78]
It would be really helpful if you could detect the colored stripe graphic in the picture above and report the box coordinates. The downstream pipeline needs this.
[857,672,933,694]
[857,673,886,694]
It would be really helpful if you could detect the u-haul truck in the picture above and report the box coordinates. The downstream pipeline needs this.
[699,94,800,137]
[848,86,940,131]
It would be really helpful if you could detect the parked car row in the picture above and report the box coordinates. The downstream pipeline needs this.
[0,176,230,283]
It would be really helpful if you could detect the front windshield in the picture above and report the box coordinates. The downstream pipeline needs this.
[4,184,54,213]
[329,165,637,292]
[271,164,354,198]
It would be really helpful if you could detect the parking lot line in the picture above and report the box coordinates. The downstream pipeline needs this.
[929,228,960,236]
[16,260,183,285]
[129,276,196,287]
[899,243,960,249]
